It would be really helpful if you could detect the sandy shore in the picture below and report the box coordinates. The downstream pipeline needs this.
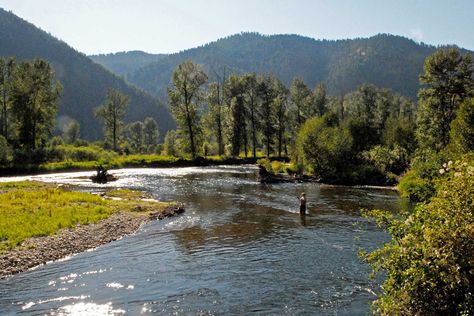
[0,204,184,278]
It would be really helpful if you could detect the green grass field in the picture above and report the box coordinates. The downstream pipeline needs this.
[0,181,169,253]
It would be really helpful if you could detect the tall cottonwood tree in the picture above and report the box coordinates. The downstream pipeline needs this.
[63,120,80,144]
[206,82,225,156]
[143,117,159,147]
[224,74,247,157]
[0,58,15,140]
[95,88,130,151]
[258,75,277,157]
[416,48,474,150]
[10,59,61,150]
[126,121,144,153]
[274,78,289,158]
[290,77,312,128]
[311,83,328,117]
[168,60,207,158]
[242,73,260,158]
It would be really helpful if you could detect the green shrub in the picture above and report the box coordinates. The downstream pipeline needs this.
[398,170,435,202]
[363,159,474,315]
[450,97,474,154]
[48,136,64,147]
[271,160,283,173]
[13,147,46,164]
[256,158,273,173]
[297,114,353,181]
[364,144,410,175]
[345,163,387,185]
[285,162,304,174]
[46,145,66,162]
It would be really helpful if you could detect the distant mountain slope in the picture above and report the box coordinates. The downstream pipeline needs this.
[0,8,174,140]
[100,33,464,101]
[89,51,165,78]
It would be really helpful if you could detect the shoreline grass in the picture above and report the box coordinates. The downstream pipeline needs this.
[0,181,170,253]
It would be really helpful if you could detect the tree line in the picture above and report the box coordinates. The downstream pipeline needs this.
[363,48,474,315]
[0,57,161,167]
[166,59,420,184]
[0,57,61,164]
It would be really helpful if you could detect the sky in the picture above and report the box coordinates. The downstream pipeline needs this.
[0,0,473,55]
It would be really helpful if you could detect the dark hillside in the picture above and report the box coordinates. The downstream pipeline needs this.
[0,8,174,140]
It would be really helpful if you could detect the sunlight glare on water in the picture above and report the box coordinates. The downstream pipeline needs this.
[0,165,405,315]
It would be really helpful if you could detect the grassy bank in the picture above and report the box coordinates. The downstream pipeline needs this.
[0,181,170,253]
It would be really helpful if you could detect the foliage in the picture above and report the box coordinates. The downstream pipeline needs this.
[397,170,435,203]
[163,130,178,157]
[271,160,283,173]
[95,88,130,151]
[450,97,474,153]
[9,59,61,152]
[363,145,409,174]
[205,79,225,156]
[296,113,353,180]
[0,135,11,165]
[382,116,416,153]
[256,158,273,173]
[0,57,15,140]
[310,83,328,117]
[416,48,474,151]
[224,74,247,157]
[258,75,278,157]
[63,120,80,144]
[343,117,379,152]
[125,121,144,153]
[290,77,312,128]
[363,158,474,315]
[168,60,207,158]
[143,117,159,146]
[397,149,449,202]
[242,73,260,158]
[273,78,290,158]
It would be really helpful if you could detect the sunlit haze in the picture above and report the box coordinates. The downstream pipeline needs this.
[0,0,473,55]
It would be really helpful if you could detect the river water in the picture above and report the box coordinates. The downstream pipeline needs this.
[0,165,406,315]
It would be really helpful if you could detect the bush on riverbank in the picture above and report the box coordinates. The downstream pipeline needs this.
[0,181,169,252]
[363,158,474,315]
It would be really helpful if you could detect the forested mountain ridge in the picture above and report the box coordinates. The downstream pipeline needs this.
[95,32,471,102]
[0,8,174,140]
[89,51,165,78]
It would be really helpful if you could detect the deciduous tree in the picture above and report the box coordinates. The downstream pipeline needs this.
[416,48,474,150]
[10,59,61,151]
[95,88,130,151]
[168,61,207,158]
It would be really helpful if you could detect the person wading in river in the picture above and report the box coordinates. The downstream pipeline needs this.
[299,192,307,215]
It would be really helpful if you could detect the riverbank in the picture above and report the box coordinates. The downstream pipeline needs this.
[0,155,263,177]
[0,182,184,278]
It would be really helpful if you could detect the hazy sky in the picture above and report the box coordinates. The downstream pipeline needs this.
[0,0,473,55]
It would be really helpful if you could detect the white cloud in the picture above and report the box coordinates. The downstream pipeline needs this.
[409,28,424,42]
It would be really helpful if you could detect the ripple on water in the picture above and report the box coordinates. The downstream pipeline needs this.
[0,165,402,315]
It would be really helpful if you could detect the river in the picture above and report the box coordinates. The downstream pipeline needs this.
[0,165,407,315]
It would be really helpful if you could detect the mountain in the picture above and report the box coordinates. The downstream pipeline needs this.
[0,8,174,140]
[89,51,165,78]
[94,33,471,102]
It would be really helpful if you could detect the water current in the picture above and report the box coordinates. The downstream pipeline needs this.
[0,165,407,315]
